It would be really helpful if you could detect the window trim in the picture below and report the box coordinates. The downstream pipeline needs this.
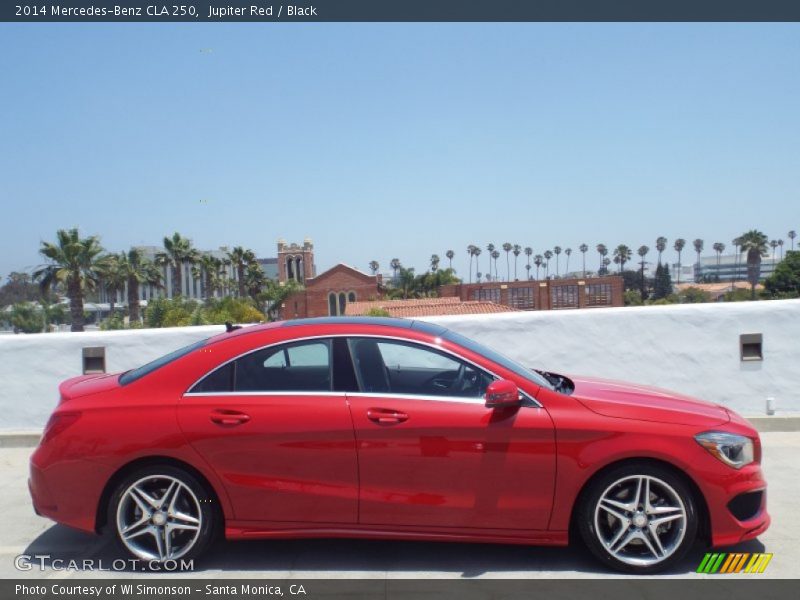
[184,334,542,407]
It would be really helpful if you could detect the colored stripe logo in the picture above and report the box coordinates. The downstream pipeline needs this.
[697,552,772,574]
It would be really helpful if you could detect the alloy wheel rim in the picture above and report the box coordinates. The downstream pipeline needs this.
[593,474,687,567]
[116,475,202,562]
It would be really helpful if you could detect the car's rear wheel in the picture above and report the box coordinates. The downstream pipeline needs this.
[578,463,698,574]
[109,465,216,563]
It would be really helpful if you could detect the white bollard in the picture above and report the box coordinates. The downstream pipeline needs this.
[766,397,776,415]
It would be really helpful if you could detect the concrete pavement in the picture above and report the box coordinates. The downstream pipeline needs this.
[2,433,797,579]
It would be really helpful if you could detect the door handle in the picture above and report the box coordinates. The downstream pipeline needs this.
[210,409,251,426]
[367,408,409,425]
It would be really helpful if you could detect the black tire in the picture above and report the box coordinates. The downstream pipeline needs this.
[108,464,218,564]
[577,462,698,574]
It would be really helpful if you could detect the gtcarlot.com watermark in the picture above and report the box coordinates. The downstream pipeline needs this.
[15,554,194,572]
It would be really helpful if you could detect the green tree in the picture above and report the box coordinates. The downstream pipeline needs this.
[228,246,257,298]
[369,260,379,275]
[564,247,572,276]
[712,242,725,278]
[738,230,769,299]
[430,254,440,272]
[673,238,686,283]
[0,272,45,307]
[490,250,500,281]
[121,248,163,323]
[524,246,533,280]
[156,233,199,298]
[765,250,800,297]
[579,243,588,277]
[553,246,562,277]
[486,244,495,280]
[10,303,44,333]
[34,228,107,332]
[192,254,222,300]
[534,254,543,280]
[652,263,673,300]
[445,249,455,270]
[788,230,797,251]
[543,250,553,278]
[513,244,522,280]
[390,258,402,283]
[637,245,649,300]
[613,244,632,273]
[502,242,512,280]
[365,307,390,317]
[596,244,608,275]
[101,254,127,316]
[655,236,667,264]
[244,262,267,300]
[678,287,711,304]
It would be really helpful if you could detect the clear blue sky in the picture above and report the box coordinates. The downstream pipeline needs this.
[1,23,798,278]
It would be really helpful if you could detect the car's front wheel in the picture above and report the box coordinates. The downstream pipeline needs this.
[578,463,698,574]
[109,465,217,563]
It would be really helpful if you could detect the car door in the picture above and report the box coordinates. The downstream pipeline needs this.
[178,338,359,524]
[346,337,556,531]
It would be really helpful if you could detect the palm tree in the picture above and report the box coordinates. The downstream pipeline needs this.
[117,249,162,323]
[369,260,379,275]
[543,250,553,278]
[466,246,476,283]
[613,244,632,273]
[33,228,106,332]
[445,249,455,270]
[192,254,221,299]
[512,244,521,280]
[534,254,543,280]
[738,230,769,299]
[673,238,686,284]
[390,258,402,284]
[524,247,533,279]
[228,246,256,298]
[486,244,495,280]
[788,230,797,251]
[778,239,784,260]
[244,262,267,300]
[430,254,440,272]
[637,246,649,299]
[491,250,500,281]
[502,243,512,281]
[692,238,704,282]
[596,244,608,275]
[602,257,611,274]
[732,236,743,282]
[102,254,127,316]
[564,247,572,276]
[579,243,588,277]
[156,232,198,298]
[770,240,778,261]
[655,236,667,264]
[553,246,562,277]
[473,247,482,282]
[712,242,725,280]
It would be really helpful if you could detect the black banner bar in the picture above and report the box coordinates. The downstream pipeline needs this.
[3,1,800,23]
[4,579,800,600]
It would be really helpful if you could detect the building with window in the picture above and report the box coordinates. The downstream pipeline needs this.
[438,276,624,311]
[280,263,383,319]
[696,254,780,283]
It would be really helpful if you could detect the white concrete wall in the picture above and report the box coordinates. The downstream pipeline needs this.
[0,300,798,431]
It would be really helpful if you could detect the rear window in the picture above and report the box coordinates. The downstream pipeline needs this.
[119,338,208,385]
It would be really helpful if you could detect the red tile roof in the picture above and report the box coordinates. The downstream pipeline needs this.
[345,298,519,318]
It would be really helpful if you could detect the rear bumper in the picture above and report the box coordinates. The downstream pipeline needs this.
[29,449,109,534]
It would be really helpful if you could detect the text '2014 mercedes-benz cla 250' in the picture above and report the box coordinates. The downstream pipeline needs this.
[29,317,769,573]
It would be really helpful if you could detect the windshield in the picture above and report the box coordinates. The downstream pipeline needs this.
[119,338,208,385]
[442,330,554,391]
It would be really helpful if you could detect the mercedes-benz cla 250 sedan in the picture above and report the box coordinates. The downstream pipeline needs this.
[30,317,769,573]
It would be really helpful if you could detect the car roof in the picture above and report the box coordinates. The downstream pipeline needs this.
[208,316,448,344]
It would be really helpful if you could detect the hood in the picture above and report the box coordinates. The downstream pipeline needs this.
[570,375,730,427]
[58,373,121,403]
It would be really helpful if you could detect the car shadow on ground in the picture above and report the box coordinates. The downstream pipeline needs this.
[23,525,766,577]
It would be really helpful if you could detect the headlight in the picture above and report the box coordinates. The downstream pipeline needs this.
[695,431,755,469]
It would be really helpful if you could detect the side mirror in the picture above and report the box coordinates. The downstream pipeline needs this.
[485,379,521,408]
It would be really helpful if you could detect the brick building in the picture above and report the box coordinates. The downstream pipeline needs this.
[438,276,624,310]
[281,263,383,319]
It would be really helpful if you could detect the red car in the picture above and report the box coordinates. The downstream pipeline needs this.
[29,317,769,573]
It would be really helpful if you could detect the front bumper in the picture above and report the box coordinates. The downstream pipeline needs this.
[702,462,770,548]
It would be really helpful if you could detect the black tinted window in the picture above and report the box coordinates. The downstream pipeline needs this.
[120,338,207,386]
[348,338,492,398]
[234,340,332,392]
[191,362,234,393]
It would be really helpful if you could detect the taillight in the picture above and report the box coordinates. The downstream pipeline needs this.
[41,412,81,444]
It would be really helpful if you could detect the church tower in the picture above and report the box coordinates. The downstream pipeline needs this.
[277,238,316,283]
